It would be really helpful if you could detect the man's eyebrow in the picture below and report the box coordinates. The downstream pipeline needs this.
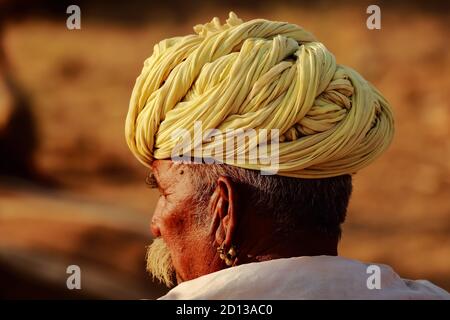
[145,172,159,189]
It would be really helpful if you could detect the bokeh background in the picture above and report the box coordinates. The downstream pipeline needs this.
[0,0,449,299]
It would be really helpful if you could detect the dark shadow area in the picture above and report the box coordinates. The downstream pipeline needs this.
[0,24,38,181]
[0,262,95,299]
[0,223,168,299]
[0,0,449,26]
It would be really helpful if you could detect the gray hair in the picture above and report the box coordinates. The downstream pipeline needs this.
[186,163,353,239]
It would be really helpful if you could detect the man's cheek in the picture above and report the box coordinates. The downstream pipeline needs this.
[160,203,190,234]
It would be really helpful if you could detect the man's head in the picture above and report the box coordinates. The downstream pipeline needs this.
[146,160,352,287]
[126,12,393,288]
[125,12,394,179]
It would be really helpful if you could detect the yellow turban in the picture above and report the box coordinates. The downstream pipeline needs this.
[125,12,394,178]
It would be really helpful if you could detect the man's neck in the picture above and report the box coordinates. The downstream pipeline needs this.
[237,235,338,265]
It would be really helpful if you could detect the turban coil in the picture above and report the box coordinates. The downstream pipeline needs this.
[125,12,394,178]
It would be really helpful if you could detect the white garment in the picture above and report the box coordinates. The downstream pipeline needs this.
[159,256,450,300]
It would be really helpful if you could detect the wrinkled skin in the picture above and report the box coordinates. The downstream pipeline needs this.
[149,160,337,286]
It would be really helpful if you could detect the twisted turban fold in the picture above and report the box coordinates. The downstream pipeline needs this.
[125,12,394,178]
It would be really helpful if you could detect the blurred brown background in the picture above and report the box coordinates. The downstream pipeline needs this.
[0,0,449,299]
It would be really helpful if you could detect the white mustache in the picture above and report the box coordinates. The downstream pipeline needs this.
[146,238,176,288]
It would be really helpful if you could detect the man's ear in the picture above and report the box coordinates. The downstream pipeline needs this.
[210,176,238,248]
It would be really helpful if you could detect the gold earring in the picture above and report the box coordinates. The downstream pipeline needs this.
[225,245,237,266]
[217,243,226,260]
[217,244,237,266]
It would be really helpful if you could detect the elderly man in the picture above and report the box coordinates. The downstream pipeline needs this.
[125,13,449,299]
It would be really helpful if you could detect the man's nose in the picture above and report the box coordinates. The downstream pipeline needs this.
[150,217,161,238]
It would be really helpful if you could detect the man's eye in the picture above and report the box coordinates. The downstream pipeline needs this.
[145,173,158,189]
